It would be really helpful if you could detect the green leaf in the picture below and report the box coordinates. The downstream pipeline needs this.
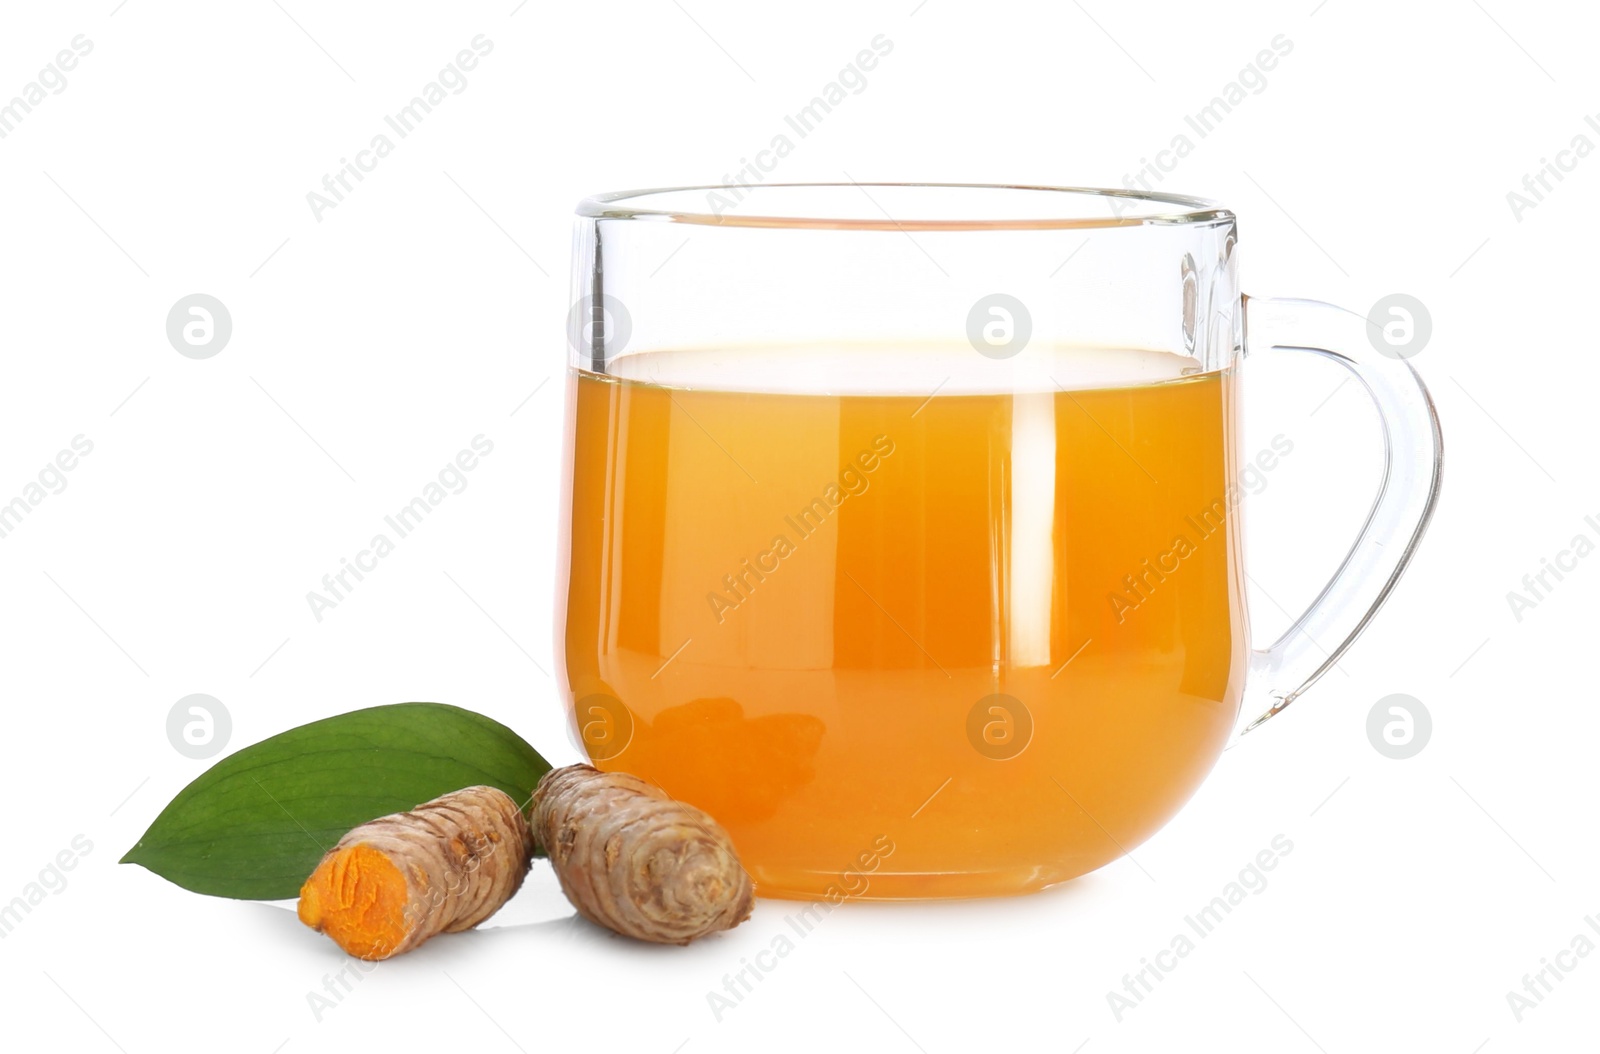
[122,702,550,900]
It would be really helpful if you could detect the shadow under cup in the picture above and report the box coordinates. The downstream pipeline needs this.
[556,184,1248,899]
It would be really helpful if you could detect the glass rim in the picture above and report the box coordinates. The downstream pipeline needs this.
[576,182,1233,231]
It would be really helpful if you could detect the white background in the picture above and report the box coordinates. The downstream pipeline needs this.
[1,1,1594,1050]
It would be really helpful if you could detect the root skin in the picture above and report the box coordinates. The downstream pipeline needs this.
[530,764,755,945]
[297,786,532,960]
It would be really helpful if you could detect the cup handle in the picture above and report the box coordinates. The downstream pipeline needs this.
[1236,295,1444,733]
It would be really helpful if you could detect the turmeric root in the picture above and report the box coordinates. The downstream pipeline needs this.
[531,764,754,945]
[297,786,532,960]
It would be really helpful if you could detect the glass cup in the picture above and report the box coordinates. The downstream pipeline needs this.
[556,184,1441,900]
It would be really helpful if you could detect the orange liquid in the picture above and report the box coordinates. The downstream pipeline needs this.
[557,347,1246,898]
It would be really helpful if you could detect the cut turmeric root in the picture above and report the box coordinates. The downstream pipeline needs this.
[299,768,752,956]
[531,764,754,945]
[297,786,532,960]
